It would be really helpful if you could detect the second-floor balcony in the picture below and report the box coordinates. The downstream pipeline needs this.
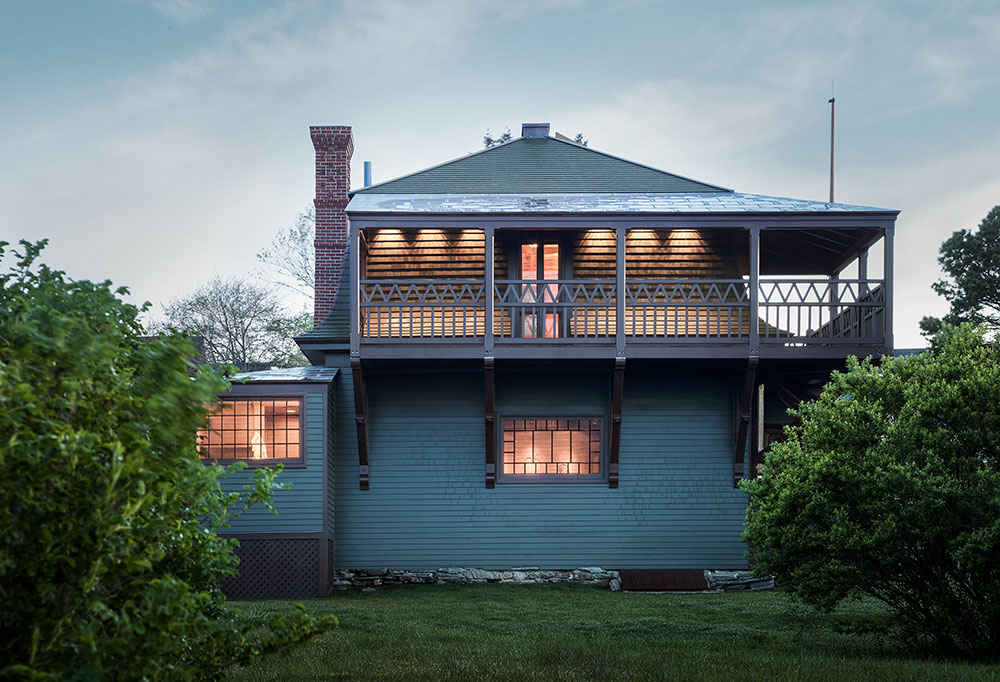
[358,277,885,355]
[347,224,893,360]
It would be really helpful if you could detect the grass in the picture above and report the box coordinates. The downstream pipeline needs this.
[228,584,1000,682]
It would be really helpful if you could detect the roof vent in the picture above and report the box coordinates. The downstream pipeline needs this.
[521,122,550,138]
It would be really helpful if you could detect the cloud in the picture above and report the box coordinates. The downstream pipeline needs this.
[149,0,217,24]
[118,0,584,120]
[148,0,216,24]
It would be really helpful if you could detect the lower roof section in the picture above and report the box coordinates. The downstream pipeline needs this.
[232,365,339,384]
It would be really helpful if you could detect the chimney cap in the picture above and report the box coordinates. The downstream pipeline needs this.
[521,122,550,138]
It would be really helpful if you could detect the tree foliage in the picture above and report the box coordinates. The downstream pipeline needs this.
[160,275,309,371]
[483,128,512,148]
[482,128,588,147]
[0,240,335,680]
[920,205,1000,337]
[256,206,315,300]
[742,324,1000,660]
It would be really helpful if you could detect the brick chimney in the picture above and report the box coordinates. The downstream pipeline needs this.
[310,125,354,324]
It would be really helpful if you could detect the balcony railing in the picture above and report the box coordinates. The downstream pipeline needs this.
[358,278,887,347]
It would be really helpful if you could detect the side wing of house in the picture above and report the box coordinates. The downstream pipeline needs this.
[202,368,337,598]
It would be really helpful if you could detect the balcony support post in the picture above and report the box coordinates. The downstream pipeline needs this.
[829,272,840,337]
[350,357,370,490]
[350,225,360,355]
[883,226,894,352]
[484,356,496,488]
[616,227,626,354]
[609,356,625,489]
[485,227,494,354]
[734,356,758,487]
[748,226,760,354]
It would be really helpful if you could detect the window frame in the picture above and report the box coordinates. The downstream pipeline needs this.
[496,414,607,484]
[198,396,307,468]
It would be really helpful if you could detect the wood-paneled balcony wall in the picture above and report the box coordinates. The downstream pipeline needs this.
[350,226,892,359]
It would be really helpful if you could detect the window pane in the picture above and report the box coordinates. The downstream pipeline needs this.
[198,399,302,463]
[543,244,559,280]
[501,417,601,477]
[521,243,538,279]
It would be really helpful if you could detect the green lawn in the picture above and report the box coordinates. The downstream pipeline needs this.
[229,584,999,682]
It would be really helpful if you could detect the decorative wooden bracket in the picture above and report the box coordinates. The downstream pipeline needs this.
[350,357,370,490]
[609,356,625,489]
[734,355,759,487]
[484,356,496,488]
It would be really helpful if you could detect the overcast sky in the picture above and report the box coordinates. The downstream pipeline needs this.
[3,0,999,348]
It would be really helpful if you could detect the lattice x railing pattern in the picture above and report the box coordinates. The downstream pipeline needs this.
[758,279,885,341]
[494,280,617,340]
[625,280,750,338]
[360,280,486,338]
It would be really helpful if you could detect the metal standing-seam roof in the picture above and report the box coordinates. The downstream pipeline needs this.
[347,191,896,215]
[231,366,340,383]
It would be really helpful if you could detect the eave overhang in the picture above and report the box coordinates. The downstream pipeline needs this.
[346,192,899,216]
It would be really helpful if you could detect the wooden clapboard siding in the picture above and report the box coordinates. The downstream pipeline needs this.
[332,368,750,570]
[573,229,617,279]
[627,229,742,279]
[365,229,508,280]
[364,228,740,281]
[219,391,327,534]
[572,229,742,280]
[326,383,336,535]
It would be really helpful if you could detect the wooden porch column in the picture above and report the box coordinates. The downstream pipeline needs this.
[616,227,626,355]
[350,225,360,355]
[829,272,840,336]
[484,357,496,488]
[350,357,370,490]
[883,226,894,352]
[484,227,494,354]
[609,357,625,489]
[748,226,760,355]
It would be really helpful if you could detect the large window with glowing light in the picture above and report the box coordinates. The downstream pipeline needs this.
[197,399,302,464]
[501,417,603,481]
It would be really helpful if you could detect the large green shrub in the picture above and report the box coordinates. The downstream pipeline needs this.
[742,324,1000,660]
[0,241,334,680]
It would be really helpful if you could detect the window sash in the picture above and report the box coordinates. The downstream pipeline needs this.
[499,416,604,483]
[197,398,303,464]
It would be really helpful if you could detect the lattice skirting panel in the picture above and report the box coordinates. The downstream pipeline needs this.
[221,537,332,599]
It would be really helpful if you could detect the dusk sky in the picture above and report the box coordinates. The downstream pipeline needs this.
[2,0,999,348]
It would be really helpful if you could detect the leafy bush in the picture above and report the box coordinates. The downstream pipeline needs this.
[742,324,1000,660]
[0,241,335,680]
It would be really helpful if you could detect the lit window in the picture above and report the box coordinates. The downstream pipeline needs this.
[197,399,302,463]
[501,418,602,479]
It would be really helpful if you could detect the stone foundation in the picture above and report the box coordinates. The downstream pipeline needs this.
[704,570,775,591]
[332,567,773,592]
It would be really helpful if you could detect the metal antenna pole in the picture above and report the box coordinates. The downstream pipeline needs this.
[828,85,835,203]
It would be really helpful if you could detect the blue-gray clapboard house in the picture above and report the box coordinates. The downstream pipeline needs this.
[204,123,898,597]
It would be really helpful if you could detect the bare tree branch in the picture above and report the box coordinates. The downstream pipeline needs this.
[157,275,310,371]
[256,207,314,300]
